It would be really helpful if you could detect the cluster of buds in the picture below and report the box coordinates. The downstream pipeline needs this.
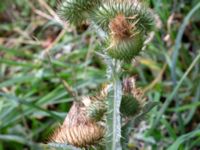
[50,85,110,147]
[59,0,154,62]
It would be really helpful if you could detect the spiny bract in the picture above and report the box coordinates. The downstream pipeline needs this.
[120,94,141,117]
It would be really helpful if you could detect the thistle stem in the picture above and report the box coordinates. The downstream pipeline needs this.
[106,59,122,150]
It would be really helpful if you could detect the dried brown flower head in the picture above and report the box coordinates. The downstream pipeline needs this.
[50,85,111,147]
[50,102,105,147]
[109,14,133,42]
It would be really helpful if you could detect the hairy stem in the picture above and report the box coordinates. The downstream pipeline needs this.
[106,60,122,150]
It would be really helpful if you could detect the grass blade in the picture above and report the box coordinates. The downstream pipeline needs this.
[152,51,200,128]
[171,2,200,83]
[167,129,200,150]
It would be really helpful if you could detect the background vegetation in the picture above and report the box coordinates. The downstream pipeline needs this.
[0,0,200,149]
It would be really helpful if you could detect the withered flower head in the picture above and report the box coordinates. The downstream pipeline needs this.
[50,102,105,147]
[50,85,110,147]
[109,14,133,42]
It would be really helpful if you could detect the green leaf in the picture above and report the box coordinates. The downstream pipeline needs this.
[0,76,35,89]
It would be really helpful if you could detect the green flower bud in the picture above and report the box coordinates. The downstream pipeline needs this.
[59,0,101,25]
[120,94,141,117]
[86,100,107,122]
[120,77,146,117]
[82,84,110,122]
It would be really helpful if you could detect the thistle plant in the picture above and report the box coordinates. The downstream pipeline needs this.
[50,0,156,149]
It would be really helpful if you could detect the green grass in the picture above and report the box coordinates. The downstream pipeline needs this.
[0,0,200,149]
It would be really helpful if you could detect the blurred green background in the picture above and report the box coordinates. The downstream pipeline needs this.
[0,0,200,149]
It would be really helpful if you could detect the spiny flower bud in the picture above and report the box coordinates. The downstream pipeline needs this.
[92,1,154,62]
[83,84,110,122]
[120,77,146,117]
[85,99,107,122]
[59,0,101,25]
[107,14,144,62]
